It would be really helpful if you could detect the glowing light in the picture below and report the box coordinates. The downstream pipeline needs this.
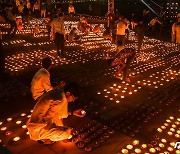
[16,121,22,124]
[149,148,156,153]
[159,143,165,148]
[135,148,141,153]
[141,144,147,149]
[126,144,133,150]
[21,113,26,116]
[13,136,20,141]
[161,139,167,143]
[1,127,7,131]
[133,140,139,145]
[121,149,128,153]
[7,118,12,121]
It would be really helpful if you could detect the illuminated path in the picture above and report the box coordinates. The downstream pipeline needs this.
[0,18,179,153]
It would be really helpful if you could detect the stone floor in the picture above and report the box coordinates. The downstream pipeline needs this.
[0,18,180,153]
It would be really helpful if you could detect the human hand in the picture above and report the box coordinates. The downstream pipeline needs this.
[73,109,86,117]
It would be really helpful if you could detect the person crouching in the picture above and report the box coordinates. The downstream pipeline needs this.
[107,41,136,82]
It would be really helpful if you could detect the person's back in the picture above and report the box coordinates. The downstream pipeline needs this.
[116,48,135,61]
[116,19,127,35]
[51,17,65,35]
[18,3,24,13]
[30,89,67,124]
[31,68,53,100]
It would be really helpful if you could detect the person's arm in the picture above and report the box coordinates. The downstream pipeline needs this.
[42,74,53,92]
[62,21,66,36]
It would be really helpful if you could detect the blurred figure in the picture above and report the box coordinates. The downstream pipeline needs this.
[33,1,40,18]
[107,41,136,82]
[0,28,5,75]
[41,2,46,18]
[130,13,137,30]
[18,2,24,15]
[51,13,66,57]
[103,27,112,41]
[172,14,180,44]
[116,16,128,46]
[68,4,75,15]
[7,5,17,36]
[134,20,146,51]
[93,24,102,34]
[149,17,162,35]
[33,25,40,37]
[68,27,77,42]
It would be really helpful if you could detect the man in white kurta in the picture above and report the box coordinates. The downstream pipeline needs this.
[27,83,85,143]
[27,89,71,142]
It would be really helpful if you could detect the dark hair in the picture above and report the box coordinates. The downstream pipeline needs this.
[117,40,123,46]
[42,57,52,69]
[64,82,82,99]
[107,58,115,66]
[59,13,63,17]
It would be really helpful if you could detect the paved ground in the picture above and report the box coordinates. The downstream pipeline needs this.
[0,18,180,154]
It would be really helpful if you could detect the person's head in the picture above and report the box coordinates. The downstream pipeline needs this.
[64,82,82,102]
[107,58,115,66]
[72,27,77,32]
[117,40,124,51]
[42,57,52,70]
[20,2,22,5]
[58,13,64,19]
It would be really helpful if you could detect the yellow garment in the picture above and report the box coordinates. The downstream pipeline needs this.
[31,68,53,100]
[68,6,75,13]
[18,4,24,13]
[172,23,180,44]
[116,20,128,35]
[26,89,71,141]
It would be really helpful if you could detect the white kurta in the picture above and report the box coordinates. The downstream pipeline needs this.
[27,89,71,141]
[31,68,53,100]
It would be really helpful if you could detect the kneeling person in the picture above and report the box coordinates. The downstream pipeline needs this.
[27,82,85,144]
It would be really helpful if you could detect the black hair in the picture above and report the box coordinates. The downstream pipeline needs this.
[64,82,82,99]
[107,58,115,66]
[42,57,52,69]
[59,13,63,17]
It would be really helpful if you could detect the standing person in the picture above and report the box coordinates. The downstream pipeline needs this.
[27,82,86,144]
[18,2,24,15]
[7,5,17,36]
[31,57,65,101]
[33,1,40,18]
[51,13,66,57]
[41,2,46,18]
[68,4,75,15]
[172,14,180,44]
[134,20,146,51]
[107,41,136,82]
[116,16,128,46]
[0,28,5,75]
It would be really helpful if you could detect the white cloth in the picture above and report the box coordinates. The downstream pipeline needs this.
[31,68,53,100]
[26,89,71,141]
[116,20,128,35]
[51,18,65,35]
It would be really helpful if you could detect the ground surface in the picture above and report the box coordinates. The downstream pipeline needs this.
[0,17,180,154]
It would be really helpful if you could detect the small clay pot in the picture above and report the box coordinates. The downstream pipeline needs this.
[92,141,100,148]
[76,141,85,148]
[84,145,92,152]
